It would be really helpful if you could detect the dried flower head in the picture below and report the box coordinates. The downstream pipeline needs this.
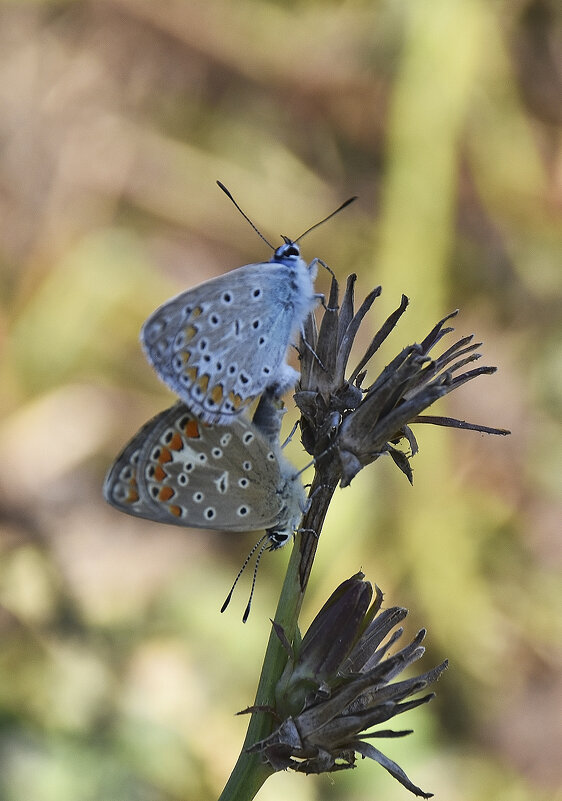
[248,572,447,797]
[296,274,510,486]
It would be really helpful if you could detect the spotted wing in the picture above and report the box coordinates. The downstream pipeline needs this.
[104,403,288,531]
[140,261,315,424]
[103,407,173,522]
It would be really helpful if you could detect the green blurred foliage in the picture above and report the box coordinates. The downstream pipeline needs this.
[0,1,560,800]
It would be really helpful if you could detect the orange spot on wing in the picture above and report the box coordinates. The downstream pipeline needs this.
[198,374,209,393]
[191,306,203,318]
[228,391,242,409]
[158,447,172,463]
[167,432,183,450]
[127,487,139,503]
[158,486,175,501]
[184,419,200,438]
[168,505,182,517]
[228,391,252,410]
[153,465,166,481]
[211,384,223,404]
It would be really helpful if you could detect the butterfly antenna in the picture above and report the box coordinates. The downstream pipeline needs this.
[220,534,267,616]
[242,538,270,623]
[281,419,300,450]
[217,180,275,250]
[293,196,357,243]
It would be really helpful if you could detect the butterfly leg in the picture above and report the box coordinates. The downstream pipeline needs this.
[305,483,337,508]
[299,327,326,371]
[281,419,300,449]
[317,258,336,280]
[296,526,318,539]
[316,260,339,312]
[315,292,339,314]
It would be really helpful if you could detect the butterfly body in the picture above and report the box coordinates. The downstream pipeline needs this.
[141,242,318,425]
[103,401,306,543]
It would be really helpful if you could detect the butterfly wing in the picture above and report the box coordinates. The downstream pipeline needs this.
[104,403,290,531]
[103,407,173,522]
[140,259,316,424]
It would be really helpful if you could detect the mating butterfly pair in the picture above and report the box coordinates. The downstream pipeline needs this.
[104,185,354,551]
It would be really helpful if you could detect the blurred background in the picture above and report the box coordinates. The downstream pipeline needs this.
[0,1,560,800]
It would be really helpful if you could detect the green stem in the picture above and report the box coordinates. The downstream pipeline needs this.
[218,466,339,801]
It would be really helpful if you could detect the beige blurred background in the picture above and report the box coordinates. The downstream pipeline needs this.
[0,2,560,800]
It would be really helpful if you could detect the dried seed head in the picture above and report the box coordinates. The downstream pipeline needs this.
[249,573,447,797]
[296,275,510,487]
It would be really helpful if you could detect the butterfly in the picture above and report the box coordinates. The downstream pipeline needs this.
[103,395,307,550]
[140,183,356,425]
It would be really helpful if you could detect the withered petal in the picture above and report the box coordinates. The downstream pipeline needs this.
[354,740,434,798]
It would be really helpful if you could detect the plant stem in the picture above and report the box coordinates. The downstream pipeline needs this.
[218,463,340,801]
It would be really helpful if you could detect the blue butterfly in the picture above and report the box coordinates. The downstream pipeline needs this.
[141,183,355,425]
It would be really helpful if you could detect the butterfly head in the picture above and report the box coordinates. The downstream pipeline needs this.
[265,527,293,551]
[271,237,302,265]
[264,474,307,551]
